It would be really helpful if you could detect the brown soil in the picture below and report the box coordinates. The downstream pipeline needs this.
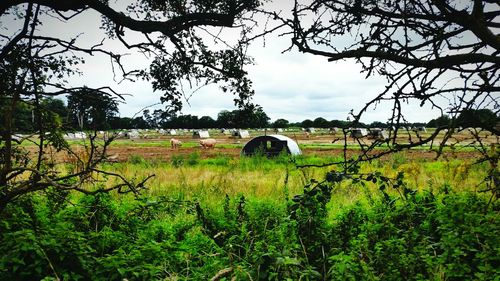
[31,133,488,163]
[99,146,480,163]
[110,133,484,162]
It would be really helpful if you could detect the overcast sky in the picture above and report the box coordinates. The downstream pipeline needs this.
[2,1,446,124]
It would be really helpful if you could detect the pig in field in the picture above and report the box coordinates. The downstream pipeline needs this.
[199,138,217,149]
[170,138,182,149]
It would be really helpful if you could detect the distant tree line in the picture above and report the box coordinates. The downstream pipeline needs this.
[7,92,497,133]
[143,105,271,129]
[286,118,426,130]
[427,110,499,133]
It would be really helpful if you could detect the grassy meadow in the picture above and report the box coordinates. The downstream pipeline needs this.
[101,151,489,207]
[2,143,498,280]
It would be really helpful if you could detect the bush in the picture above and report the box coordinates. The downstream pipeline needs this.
[187,152,200,166]
[170,154,184,167]
[0,189,497,280]
[128,154,147,165]
[327,192,500,280]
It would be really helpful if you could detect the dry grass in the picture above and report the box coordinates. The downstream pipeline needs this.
[92,152,489,214]
[105,162,307,205]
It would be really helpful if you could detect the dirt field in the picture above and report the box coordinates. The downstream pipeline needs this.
[99,146,480,163]
[97,132,487,162]
[33,130,494,163]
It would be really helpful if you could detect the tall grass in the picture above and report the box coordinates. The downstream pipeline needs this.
[97,152,488,216]
[3,150,495,280]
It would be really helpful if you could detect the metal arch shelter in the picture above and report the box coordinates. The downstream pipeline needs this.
[241,134,302,157]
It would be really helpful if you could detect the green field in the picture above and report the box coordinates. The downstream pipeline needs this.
[1,150,498,280]
[104,152,487,206]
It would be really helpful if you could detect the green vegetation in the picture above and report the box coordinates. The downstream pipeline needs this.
[102,152,489,203]
[2,1,497,280]
[1,152,497,280]
[1,184,497,280]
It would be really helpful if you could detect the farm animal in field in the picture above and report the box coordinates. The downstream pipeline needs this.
[170,138,182,149]
[199,138,217,149]
[304,132,310,138]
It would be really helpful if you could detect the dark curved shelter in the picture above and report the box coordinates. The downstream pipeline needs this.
[241,135,302,157]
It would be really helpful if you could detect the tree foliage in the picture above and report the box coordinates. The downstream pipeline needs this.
[272,118,289,128]
[0,0,262,212]
[301,119,313,128]
[67,87,120,130]
[267,0,498,136]
[427,115,451,128]
[313,117,329,128]
[215,106,270,128]
[457,109,499,131]
[261,0,499,197]
[234,105,270,128]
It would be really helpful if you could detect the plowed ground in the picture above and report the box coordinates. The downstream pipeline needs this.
[89,133,486,163]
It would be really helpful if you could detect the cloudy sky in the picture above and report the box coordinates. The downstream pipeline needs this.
[2,1,445,123]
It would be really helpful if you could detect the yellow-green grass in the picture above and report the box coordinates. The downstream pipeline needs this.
[93,152,489,216]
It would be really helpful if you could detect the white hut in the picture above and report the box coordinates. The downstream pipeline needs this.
[242,135,302,157]
[128,129,140,139]
[232,129,250,138]
[368,128,389,140]
[350,128,368,138]
[192,130,210,138]
[64,131,87,140]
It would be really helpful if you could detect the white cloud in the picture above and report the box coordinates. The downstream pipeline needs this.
[3,4,448,124]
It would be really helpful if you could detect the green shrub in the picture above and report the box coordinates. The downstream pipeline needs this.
[390,152,407,168]
[202,154,231,166]
[326,192,499,280]
[1,187,497,280]
[187,152,200,166]
[170,154,184,167]
[128,154,147,165]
